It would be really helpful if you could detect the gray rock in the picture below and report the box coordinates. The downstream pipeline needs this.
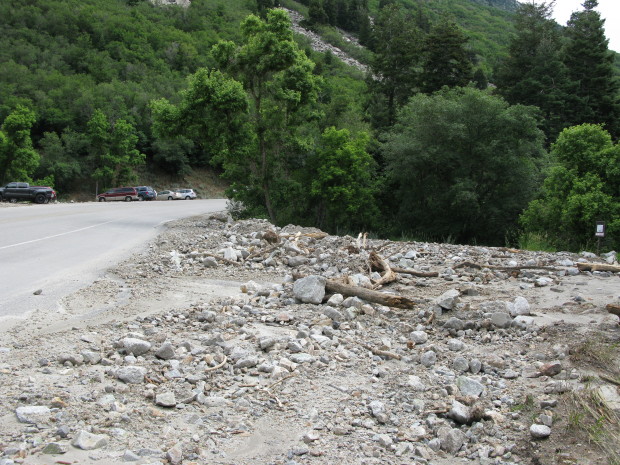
[457,376,484,397]
[491,312,513,329]
[436,289,460,310]
[323,306,343,321]
[443,317,465,331]
[155,342,175,360]
[410,331,428,344]
[420,351,437,367]
[448,400,471,424]
[15,406,51,424]
[203,256,218,268]
[81,350,102,364]
[530,424,551,439]
[71,430,109,450]
[259,337,276,351]
[342,296,364,309]
[117,366,147,384]
[290,353,316,364]
[447,338,465,351]
[369,400,386,417]
[287,256,308,267]
[511,296,531,316]
[122,338,151,356]
[155,392,177,408]
[292,275,326,304]
[469,358,482,374]
[377,433,393,447]
[235,356,259,369]
[480,301,510,314]
[437,426,466,454]
[166,445,183,465]
[41,442,68,455]
[326,294,344,306]
[123,450,141,461]
[513,315,535,330]
[453,357,469,373]
[407,375,426,391]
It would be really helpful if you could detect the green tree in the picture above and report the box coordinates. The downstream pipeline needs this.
[211,10,320,223]
[150,68,248,169]
[495,1,574,144]
[87,109,145,189]
[309,127,378,230]
[419,19,473,94]
[383,87,545,245]
[562,0,620,137]
[367,4,424,131]
[520,124,620,251]
[0,105,40,183]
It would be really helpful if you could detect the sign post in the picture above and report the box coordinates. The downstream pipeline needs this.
[595,221,606,255]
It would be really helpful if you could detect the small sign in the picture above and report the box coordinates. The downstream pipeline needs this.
[595,221,606,238]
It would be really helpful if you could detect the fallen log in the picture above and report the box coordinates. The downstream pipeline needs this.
[606,304,620,324]
[391,266,439,278]
[325,279,416,309]
[454,261,561,272]
[577,263,620,273]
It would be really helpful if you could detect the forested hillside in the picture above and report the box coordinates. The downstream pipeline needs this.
[1,0,619,251]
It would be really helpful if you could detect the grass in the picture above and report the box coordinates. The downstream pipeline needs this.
[566,388,620,465]
[518,232,557,252]
[570,339,620,378]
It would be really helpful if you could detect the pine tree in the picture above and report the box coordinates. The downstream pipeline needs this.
[562,0,620,137]
[495,2,574,144]
[419,19,473,94]
[367,4,425,131]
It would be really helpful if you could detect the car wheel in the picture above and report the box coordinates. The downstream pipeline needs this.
[185,196,190,200]
[168,196,173,200]
[98,197,106,202]
[125,196,132,202]
[138,195,144,201]
[9,198,17,203]
[34,193,46,204]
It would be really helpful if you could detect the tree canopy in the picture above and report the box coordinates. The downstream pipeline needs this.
[520,123,620,251]
[383,87,545,245]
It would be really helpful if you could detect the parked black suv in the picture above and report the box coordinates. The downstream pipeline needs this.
[136,186,157,201]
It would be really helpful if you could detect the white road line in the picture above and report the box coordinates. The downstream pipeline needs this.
[0,219,118,250]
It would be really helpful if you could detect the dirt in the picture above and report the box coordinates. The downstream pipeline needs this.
[0,213,619,465]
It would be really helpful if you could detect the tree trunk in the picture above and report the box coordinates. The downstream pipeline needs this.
[325,279,416,309]
[577,263,620,273]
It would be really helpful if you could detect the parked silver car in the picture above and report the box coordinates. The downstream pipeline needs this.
[177,188,197,200]
[156,190,182,200]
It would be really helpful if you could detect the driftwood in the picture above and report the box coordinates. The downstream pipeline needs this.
[577,263,620,273]
[391,266,439,278]
[454,261,561,272]
[325,279,416,309]
[369,251,439,278]
[369,251,399,289]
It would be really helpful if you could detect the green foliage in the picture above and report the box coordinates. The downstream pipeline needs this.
[495,2,573,145]
[0,105,40,183]
[212,9,321,224]
[383,87,545,245]
[520,124,620,252]
[420,19,474,94]
[310,127,378,230]
[367,4,424,130]
[87,109,145,188]
[562,0,620,138]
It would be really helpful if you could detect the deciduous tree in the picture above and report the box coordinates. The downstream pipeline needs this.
[520,124,620,251]
[383,87,545,245]
[0,105,40,183]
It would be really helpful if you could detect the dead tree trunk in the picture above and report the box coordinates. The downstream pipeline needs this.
[325,280,416,309]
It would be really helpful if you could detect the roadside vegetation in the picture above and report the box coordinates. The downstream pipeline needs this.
[0,0,619,252]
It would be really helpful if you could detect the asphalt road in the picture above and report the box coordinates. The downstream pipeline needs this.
[0,199,227,320]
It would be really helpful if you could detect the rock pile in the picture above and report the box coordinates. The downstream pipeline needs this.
[0,215,619,465]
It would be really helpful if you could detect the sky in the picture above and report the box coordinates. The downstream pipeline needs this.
[550,0,620,52]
